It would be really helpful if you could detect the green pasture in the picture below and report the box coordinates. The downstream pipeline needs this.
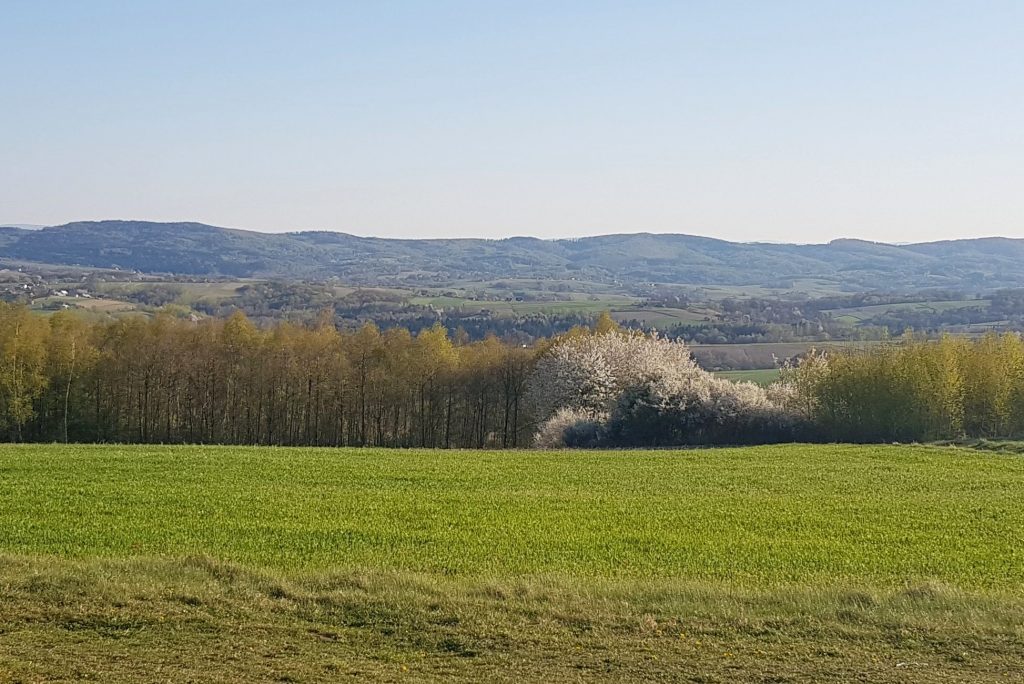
[823,299,989,323]
[2,443,1021,586]
[714,368,782,385]
[2,443,1022,682]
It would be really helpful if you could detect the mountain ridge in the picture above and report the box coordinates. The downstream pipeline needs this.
[2,220,1023,292]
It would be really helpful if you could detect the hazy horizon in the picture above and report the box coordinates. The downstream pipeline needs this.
[3,2,1022,243]
[6,218,1020,247]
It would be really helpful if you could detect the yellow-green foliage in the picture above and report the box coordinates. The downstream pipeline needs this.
[0,304,539,448]
[794,333,1024,442]
[0,303,50,437]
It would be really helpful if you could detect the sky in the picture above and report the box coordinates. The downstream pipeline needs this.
[2,1,1022,243]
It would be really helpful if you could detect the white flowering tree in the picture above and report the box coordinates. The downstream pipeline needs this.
[527,331,701,420]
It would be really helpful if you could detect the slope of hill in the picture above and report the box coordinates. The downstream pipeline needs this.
[2,220,1023,292]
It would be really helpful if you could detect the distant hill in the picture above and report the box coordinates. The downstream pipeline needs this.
[1,220,1023,292]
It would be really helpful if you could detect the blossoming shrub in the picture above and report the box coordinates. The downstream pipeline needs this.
[533,407,608,449]
[603,375,804,446]
[528,331,805,447]
[527,330,699,420]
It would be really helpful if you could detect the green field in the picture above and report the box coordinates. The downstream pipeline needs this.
[690,341,882,371]
[409,293,638,316]
[713,368,782,385]
[611,307,716,327]
[823,299,989,325]
[1,443,1022,681]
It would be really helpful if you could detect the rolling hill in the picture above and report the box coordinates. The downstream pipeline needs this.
[2,220,1023,292]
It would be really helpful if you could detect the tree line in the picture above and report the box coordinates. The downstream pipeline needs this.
[789,334,1024,443]
[3,300,1023,448]
[0,304,536,447]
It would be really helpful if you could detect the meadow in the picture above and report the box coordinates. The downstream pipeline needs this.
[822,299,988,325]
[713,368,782,385]
[1,443,1022,681]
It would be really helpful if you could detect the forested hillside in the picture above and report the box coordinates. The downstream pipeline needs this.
[3,220,1024,291]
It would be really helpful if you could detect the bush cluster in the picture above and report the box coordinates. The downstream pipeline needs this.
[528,330,1024,448]
[527,332,806,447]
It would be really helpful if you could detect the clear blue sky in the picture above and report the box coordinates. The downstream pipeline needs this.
[2,1,1021,242]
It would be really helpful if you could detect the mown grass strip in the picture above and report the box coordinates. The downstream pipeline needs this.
[1,555,1022,683]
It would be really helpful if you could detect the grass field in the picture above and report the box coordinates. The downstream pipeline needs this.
[409,294,638,316]
[1,443,1022,681]
[29,295,139,314]
[690,341,881,371]
[823,299,989,325]
[713,368,782,385]
[611,307,716,327]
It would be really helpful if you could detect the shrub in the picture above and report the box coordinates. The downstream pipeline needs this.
[534,407,608,449]
[604,375,805,447]
[527,331,702,420]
